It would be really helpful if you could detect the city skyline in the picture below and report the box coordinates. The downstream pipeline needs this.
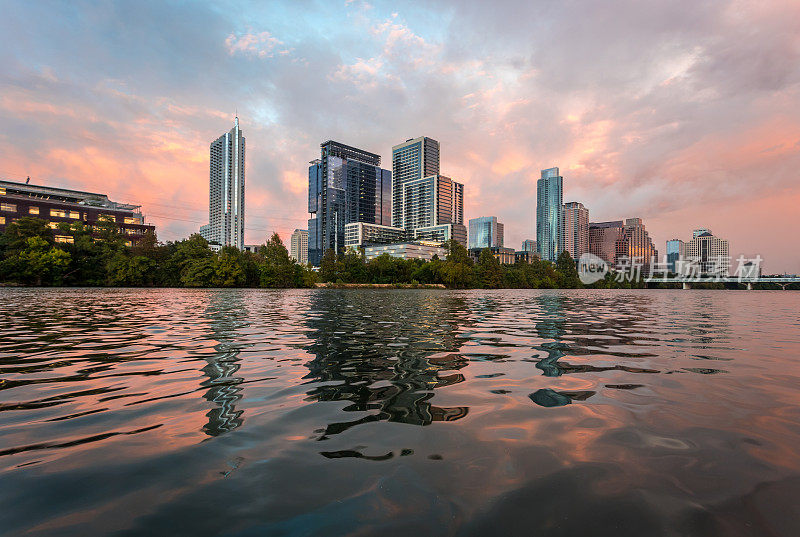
[1,1,799,272]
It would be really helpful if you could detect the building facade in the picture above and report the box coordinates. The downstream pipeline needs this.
[589,218,658,268]
[344,222,408,250]
[666,239,686,273]
[468,216,504,249]
[307,141,391,265]
[536,167,564,262]
[364,242,447,262]
[563,201,589,260]
[0,179,154,246]
[469,246,515,265]
[399,174,466,247]
[206,116,245,249]
[685,229,729,275]
[522,239,537,252]
[391,137,440,228]
[290,229,308,265]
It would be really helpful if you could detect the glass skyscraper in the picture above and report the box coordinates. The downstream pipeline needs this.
[468,216,504,249]
[391,137,439,228]
[307,141,391,265]
[666,239,685,273]
[205,116,245,249]
[536,167,563,262]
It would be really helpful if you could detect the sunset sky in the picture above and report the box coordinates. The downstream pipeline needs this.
[1,0,799,272]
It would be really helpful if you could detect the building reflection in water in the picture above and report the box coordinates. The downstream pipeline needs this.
[530,294,663,407]
[200,290,248,437]
[303,291,471,438]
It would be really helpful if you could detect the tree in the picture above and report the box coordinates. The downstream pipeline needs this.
[0,217,53,255]
[107,253,156,286]
[16,236,71,285]
[260,232,296,287]
[213,248,246,287]
[320,248,337,283]
[476,248,503,289]
[441,239,474,288]
[556,251,581,288]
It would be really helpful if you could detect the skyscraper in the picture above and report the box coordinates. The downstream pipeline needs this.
[589,218,658,269]
[522,239,537,252]
[401,174,467,246]
[290,229,308,265]
[205,116,245,249]
[391,137,440,228]
[468,216,504,249]
[307,141,391,265]
[563,201,589,260]
[685,229,729,275]
[536,167,563,262]
[666,239,685,273]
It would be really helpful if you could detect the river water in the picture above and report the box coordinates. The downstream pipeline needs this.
[1,288,799,536]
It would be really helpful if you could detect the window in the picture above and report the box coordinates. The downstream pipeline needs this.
[54,235,74,244]
[123,216,141,224]
[48,222,60,229]
[29,206,39,215]
[1,203,17,212]
[0,216,4,225]
[0,187,5,195]
[50,209,67,218]
[69,211,80,219]
[98,214,116,222]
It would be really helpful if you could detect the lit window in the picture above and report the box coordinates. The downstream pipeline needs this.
[0,216,4,225]
[123,216,140,224]
[54,235,74,244]
[29,206,39,215]
[48,222,59,229]
[50,209,67,218]
[1,203,17,212]
[69,211,80,219]
[0,187,5,195]
[98,214,116,222]
[125,240,132,247]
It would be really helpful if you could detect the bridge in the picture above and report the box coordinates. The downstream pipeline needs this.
[644,276,800,290]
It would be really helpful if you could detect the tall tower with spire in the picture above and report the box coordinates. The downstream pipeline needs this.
[203,116,245,249]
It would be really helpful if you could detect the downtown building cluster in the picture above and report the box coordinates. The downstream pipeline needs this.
[534,166,660,270]
[307,136,467,264]
[187,117,736,276]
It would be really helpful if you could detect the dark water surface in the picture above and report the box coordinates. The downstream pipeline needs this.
[2,288,800,536]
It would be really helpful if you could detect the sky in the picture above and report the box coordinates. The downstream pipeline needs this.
[1,0,799,273]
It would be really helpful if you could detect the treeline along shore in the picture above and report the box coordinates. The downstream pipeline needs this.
[0,217,794,290]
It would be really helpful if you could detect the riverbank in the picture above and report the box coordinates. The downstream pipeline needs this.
[315,282,446,289]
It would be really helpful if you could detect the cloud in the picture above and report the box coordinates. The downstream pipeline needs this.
[225,31,287,58]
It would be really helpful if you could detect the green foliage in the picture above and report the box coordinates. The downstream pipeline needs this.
[476,248,503,289]
[0,221,697,290]
[555,251,581,288]
[9,236,71,285]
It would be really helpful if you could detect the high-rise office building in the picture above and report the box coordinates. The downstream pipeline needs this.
[563,201,589,260]
[666,239,686,273]
[536,167,564,262]
[401,174,466,246]
[204,116,245,249]
[522,239,537,252]
[290,229,308,265]
[391,137,440,228]
[685,229,729,275]
[589,218,658,268]
[468,216,504,249]
[307,141,391,265]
